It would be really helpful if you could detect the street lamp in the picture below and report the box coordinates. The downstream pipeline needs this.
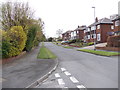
[92,6,96,50]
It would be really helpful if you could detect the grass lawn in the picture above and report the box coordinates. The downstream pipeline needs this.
[63,46,74,49]
[77,49,120,56]
[37,43,57,59]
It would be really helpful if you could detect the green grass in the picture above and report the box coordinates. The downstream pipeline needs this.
[77,49,120,56]
[63,46,74,49]
[37,43,57,59]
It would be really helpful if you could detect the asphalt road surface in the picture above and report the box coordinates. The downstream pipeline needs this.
[36,42,118,89]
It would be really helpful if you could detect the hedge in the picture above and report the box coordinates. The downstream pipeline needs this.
[107,35,120,47]
[2,26,27,58]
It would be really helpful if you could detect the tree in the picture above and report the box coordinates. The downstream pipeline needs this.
[1,2,34,31]
[25,25,37,51]
[56,29,63,38]
[48,37,53,42]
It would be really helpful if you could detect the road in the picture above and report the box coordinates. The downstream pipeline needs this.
[36,42,118,88]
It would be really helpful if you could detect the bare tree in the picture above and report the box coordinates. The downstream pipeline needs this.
[56,29,63,38]
[1,2,34,31]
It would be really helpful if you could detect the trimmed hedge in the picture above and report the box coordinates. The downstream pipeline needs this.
[107,35,120,47]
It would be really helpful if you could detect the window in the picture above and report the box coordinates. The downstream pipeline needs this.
[91,34,94,38]
[91,26,96,30]
[88,28,90,31]
[97,25,100,29]
[88,35,90,39]
[97,33,101,41]
[84,30,86,33]
[115,20,120,26]
[111,25,114,29]
[93,34,96,38]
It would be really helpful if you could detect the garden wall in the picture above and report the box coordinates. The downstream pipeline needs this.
[96,47,120,52]
[1,51,26,64]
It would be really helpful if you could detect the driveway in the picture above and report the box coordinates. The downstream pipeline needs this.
[37,42,118,88]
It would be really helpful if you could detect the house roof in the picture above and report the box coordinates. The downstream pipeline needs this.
[88,18,113,27]
[62,30,72,35]
[75,25,87,31]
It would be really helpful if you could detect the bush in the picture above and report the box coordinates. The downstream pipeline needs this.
[107,35,120,47]
[2,40,11,58]
[2,26,27,58]
[25,25,37,51]
[87,42,94,46]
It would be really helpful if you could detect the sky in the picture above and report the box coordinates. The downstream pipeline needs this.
[1,0,120,38]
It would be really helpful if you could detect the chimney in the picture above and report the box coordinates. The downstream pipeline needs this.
[95,17,98,22]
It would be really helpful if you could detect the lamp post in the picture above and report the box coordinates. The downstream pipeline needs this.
[92,6,96,50]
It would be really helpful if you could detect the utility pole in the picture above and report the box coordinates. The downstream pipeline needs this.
[92,6,96,50]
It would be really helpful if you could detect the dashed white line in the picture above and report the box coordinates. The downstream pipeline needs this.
[70,76,79,83]
[55,73,60,78]
[77,85,86,88]
[61,68,66,71]
[64,71,71,76]
[57,79,65,85]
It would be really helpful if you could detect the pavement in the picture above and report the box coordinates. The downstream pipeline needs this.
[2,43,58,88]
[76,42,107,50]
[36,42,118,88]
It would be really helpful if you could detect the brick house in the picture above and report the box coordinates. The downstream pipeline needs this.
[110,14,120,35]
[62,31,71,41]
[85,17,113,43]
[74,25,87,41]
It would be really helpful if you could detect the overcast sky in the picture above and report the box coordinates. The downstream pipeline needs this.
[1,0,120,38]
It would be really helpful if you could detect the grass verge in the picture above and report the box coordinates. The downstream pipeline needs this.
[63,46,74,49]
[77,49,120,56]
[37,43,57,59]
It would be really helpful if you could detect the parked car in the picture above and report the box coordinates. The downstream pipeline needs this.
[61,41,69,44]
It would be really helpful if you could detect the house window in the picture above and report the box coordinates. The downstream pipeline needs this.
[97,33,101,41]
[115,20,120,26]
[88,35,90,39]
[88,28,90,31]
[91,26,96,30]
[111,25,114,29]
[97,25,100,29]
[91,34,94,38]
[93,34,96,38]
[84,29,86,33]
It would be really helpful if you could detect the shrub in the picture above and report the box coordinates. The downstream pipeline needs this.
[25,25,37,51]
[2,40,11,58]
[2,26,27,58]
[87,42,94,46]
[107,35,120,47]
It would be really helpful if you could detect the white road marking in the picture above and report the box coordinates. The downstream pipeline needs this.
[55,73,60,78]
[64,87,68,88]
[64,71,71,76]
[61,68,66,71]
[77,85,86,88]
[57,79,65,85]
[70,76,79,83]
